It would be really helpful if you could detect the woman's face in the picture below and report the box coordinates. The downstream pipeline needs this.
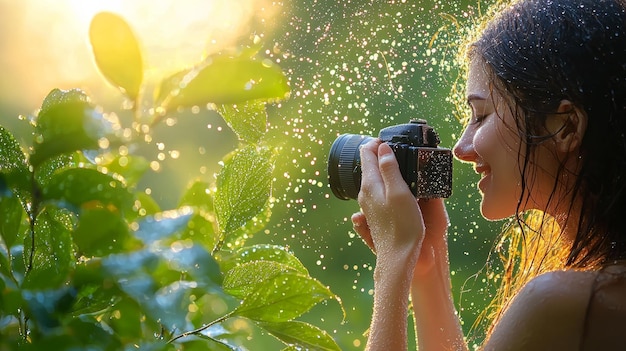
[452,59,525,220]
[453,59,566,220]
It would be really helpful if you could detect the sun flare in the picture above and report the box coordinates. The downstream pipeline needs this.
[0,0,278,109]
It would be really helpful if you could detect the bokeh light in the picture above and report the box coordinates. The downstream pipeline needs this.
[0,0,504,349]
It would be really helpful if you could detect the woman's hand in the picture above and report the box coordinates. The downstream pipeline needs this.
[353,139,425,260]
[351,139,449,276]
[412,198,449,277]
[352,198,449,279]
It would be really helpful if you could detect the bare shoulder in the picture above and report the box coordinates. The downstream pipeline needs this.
[517,269,597,298]
[483,270,598,351]
[581,264,626,350]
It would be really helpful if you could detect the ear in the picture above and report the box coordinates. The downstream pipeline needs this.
[546,100,587,154]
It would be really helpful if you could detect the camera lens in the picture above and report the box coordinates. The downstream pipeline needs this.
[327,134,374,200]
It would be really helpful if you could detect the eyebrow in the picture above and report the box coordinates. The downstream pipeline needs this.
[466,94,486,105]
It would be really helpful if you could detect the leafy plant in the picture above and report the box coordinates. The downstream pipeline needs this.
[0,11,341,351]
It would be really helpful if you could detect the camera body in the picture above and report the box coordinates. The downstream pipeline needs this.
[327,119,453,200]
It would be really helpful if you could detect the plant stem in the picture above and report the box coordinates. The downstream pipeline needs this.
[212,238,225,255]
[25,174,40,274]
[167,311,234,343]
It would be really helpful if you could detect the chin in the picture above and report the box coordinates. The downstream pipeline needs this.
[480,201,516,221]
[480,210,507,221]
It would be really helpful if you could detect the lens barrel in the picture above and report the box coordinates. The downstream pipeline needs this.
[327,134,374,200]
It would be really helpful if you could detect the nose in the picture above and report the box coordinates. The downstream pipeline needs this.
[452,126,476,163]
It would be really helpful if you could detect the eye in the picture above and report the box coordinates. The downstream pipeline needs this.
[470,113,487,125]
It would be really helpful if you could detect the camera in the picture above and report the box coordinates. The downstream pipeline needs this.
[327,119,453,200]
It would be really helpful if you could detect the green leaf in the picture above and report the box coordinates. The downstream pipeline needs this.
[0,261,23,314]
[99,244,223,335]
[258,320,341,351]
[135,280,196,332]
[20,317,122,350]
[65,318,123,350]
[219,244,308,275]
[41,168,134,214]
[223,261,301,299]
[104,154,150,188]
[107,297,143,339]
[177,213,217,250]
[133,208,194,244]
[153,68,189,108]
[154,37,270,109]
[232,272,334,323]
[0,194,25,249]
[131,191,162,219]
[89,12,143,100]
[116,274,155,303]
[0,173,9,197]
[178,339,235,351]
[177,180,217,248]
[191,323,251,350]
[215,146,274,237]
[21,287,77,331]
[155,243,222,286]
[23,208,74,290]
[178,180,213,210]
[31,89,121,168]
[71,278,119,316]
[223,200,272,251]
[0,246,12,283]
[34,153,78,188]
[217,100,267,143]
[101,249,159,278]
[8,245,26,286]
[152,281,197,331]
[159,54,289,111]
[0,125,31,203]
[73,207,131,256]
[123,341,172,351]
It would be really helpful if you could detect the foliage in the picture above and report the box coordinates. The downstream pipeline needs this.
[0,11,341,351]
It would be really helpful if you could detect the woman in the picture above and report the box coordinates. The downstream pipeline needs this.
[351,0,626,349]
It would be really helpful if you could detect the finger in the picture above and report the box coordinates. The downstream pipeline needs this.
[358,139,383,197]
[359,139,381,180]
[417,198,450,232]
[351,212,376,253]
[377,143,409,197]
[417,198,446,218]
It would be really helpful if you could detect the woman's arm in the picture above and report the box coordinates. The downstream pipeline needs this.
[409,198,467,351]
[354,140,424,350]
[409,199,467,350]
[368,233,421,351]
[354,140,466,350]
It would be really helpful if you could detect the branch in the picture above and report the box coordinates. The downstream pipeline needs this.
[167,311,234,344]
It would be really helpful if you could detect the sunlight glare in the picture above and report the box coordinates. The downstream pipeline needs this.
[0,0,277,108]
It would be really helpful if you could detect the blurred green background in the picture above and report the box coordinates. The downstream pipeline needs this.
[0,0,503,349]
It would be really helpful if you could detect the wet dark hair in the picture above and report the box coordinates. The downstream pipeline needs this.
[473,0,626,267]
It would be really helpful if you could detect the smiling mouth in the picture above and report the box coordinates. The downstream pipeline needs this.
[475,166,490,193]
[474,165,490,177]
